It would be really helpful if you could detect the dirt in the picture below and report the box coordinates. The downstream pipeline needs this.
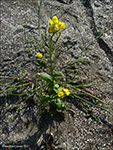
[0,0,113,150]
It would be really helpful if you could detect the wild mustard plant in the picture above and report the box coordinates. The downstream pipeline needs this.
[28,16,112,119]
[0,13,112,124]
[34,16,71,111]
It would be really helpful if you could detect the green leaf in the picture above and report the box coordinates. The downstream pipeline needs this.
[73,94,110,111]
[39,72,53,83]
[80,90,113,107]
[53,71,62,77]
[74,78,96,87]
[34,59,47,66]
[51,99,67,111]
[40,96,52,104]
[53,88,58,93]
[63,75,81,84]
[53,84,59,93]
[54,84,59,89]
[80,100,99,121]
[53,87,58,93]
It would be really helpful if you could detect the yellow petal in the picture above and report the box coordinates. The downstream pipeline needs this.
[58,22,65,29]
[37,53,42,59]
[55,24,59,31]
[48,26,55,33]
[58,87,63,92]
[58,91,64,97]
[52,16,58,24]
[49,19,54,24]
[58,19,61,23]
[63,89,70,96]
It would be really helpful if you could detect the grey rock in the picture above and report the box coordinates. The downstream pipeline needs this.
[94,1,102,7]
[0,0,113,150]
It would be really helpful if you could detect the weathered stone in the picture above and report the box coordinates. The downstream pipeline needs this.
[0,0,113,149]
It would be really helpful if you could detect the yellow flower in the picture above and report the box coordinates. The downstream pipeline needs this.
[57,20,65,29]
[58,91,64,98]
[58,87,70,97]
[58,87,64,97]
[47,26,55,33]
[63,88,70,96]
[48,16,65,33]
[58,87,63,92]
[37,52,42,59]
[49,16,58,24]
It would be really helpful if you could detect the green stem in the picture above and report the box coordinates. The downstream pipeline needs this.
[79,29,108,56]
[38,0,43,35]
[49,34,54,76]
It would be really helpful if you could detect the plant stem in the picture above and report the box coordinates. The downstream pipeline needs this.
[49,34,54,76]
[38,0,43,35]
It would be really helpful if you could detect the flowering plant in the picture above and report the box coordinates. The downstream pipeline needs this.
[0,13,112,123]
[23,15,112,119]
[35,16,70,111]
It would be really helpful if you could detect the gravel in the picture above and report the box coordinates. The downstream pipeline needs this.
[0,0,113,149]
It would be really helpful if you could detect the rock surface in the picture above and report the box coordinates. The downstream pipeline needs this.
[0,0,113,150]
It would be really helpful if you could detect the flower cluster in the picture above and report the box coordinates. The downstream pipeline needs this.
[37,52,42,59]
[58,87,70,98]
[48,16,65,33]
